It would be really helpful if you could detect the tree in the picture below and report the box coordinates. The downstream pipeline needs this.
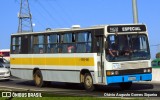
[156,52,160,58]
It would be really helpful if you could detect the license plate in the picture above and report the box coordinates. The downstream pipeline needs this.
[128,77,136,81]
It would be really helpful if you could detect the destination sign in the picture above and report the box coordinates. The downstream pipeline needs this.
[107,25,146,33]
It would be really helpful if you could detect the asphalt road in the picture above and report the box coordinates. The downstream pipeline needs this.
[0,76,160,99]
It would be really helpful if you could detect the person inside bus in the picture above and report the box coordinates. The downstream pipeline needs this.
[67,44,75,53]
[107,42,119,59]
[118,35,132,56]
[122,46,131,56]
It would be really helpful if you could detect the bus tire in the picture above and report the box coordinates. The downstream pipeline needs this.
[84,73,95,91]
[120,82,132,90]
[33,70,44,87]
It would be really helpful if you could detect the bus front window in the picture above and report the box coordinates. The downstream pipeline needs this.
[106,34,150,62]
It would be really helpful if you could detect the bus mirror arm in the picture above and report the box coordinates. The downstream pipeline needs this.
[104,41,108,49]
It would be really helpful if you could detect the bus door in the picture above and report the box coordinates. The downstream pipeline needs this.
[95,35,104,83]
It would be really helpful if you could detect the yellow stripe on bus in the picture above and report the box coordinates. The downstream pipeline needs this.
[10,57,94,66]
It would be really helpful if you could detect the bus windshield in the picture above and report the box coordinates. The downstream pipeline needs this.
[106,34,150,62]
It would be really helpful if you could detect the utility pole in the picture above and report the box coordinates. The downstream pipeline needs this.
[18,0,33,33]
[132,0,139,23]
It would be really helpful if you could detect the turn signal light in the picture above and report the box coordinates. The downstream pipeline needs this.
[106,71,119,76]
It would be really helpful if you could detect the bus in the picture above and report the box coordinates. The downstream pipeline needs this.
[152,58,160,68]
[10,24,152,91]
[0,49,10,61]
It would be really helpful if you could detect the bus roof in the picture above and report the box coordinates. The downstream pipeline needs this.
[11,23,146,36]
[11,25,105,36]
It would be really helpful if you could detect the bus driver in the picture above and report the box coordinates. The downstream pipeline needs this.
[108,42,119,59]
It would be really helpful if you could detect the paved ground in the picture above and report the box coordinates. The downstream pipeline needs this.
[0,77,160,99]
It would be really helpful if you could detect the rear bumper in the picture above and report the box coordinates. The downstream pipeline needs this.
[107,73,152,84]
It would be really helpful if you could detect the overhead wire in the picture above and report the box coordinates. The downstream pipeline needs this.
[36,0,63,27]
[45,0,71,26]
[29,2,53,29]
[54,0,74,24]
[15,0,75,29]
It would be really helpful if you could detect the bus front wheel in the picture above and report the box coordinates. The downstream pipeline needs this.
[33,70,44,87]
[84,73,95,91]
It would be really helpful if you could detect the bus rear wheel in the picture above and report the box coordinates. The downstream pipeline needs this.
[84,73,95,91]
[33,70,44,87]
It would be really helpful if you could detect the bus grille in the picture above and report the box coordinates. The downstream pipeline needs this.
[121,61,149,69]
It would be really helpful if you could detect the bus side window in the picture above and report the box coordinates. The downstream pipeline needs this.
[76,32,87,53]
[76,44,86,53]
[86,33,92,53]
[61,33,75,53]
[50,48,54,53]
[49,44,57,53]
[47,34,59,53]
[33,45,39,53]
[11,37,21,54]
[39,48,43,54]
[33,35,38,53]
[61,44,67,53]
[86,43,91,53]
[58,46,62,53]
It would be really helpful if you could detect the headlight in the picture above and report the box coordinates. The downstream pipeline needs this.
[147,68,151,73]
[143,69,147,73]
[143,68,152,73]
[115,71,119,75]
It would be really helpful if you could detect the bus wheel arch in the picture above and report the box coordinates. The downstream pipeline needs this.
[33,68,40,75]
[80,69,90,83]
[33,68,44,87]
[80,69,95,91]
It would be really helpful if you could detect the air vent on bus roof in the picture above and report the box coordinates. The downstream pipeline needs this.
[71,25,80,29]
[53,28,70,31]
[46,28,52,31]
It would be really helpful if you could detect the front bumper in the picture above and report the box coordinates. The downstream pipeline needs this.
[0,74,10,80]
[107,73,152,84]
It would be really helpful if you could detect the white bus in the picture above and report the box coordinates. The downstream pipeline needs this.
[10,24,152,91]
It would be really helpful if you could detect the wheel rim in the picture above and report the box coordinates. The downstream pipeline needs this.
[35,74,41,85]
[85,75,93,88]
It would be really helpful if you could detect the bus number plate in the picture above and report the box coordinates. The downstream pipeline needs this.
[128,76,136,81]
